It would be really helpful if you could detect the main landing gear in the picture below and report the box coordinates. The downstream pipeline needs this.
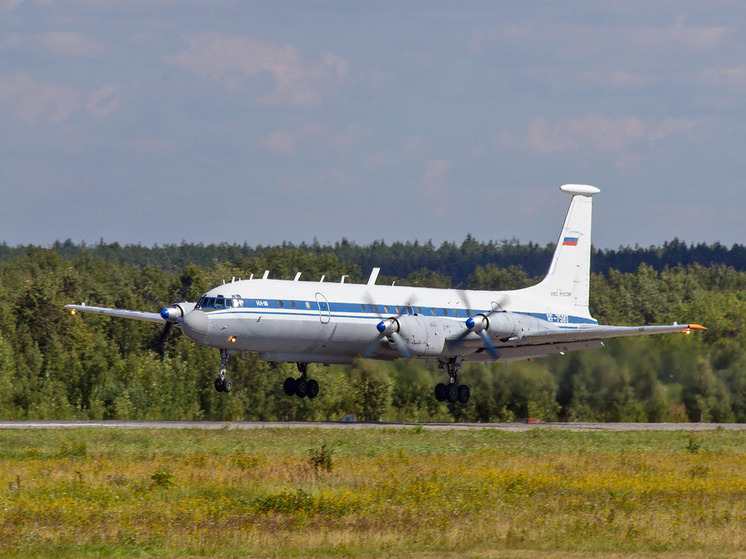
[434,358,470,404]
[214,349,233,393]
[284,362,319,399]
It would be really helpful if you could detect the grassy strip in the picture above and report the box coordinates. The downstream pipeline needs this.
[1,428,745,558]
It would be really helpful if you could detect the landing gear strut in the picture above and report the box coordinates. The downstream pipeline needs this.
[284,362,319,399]
[435,357,470,404]
[214,349,233,393]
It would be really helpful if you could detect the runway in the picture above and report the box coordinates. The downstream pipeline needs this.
[1,420,745,431]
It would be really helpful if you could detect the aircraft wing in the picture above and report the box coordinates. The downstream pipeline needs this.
[64,304,165,323]
[460,322,706,363]
[517,323,706,345]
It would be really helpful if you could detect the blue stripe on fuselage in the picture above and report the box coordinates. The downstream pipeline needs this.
[203,298,598,327]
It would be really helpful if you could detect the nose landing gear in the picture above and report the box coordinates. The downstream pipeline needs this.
[214,349,233,393]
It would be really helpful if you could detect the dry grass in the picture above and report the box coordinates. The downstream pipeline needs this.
[0,427,744,558]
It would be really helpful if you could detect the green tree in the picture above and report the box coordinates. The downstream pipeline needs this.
[468,264,533,291]
[681,358,734,422]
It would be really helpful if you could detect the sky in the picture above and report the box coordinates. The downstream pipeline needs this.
[1,1,745,250]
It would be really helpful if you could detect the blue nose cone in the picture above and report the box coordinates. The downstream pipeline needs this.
[160,307,171,320]
[465,317,475,330]
[376,320,386,333]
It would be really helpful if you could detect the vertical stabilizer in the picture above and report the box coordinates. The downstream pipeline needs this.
[520,184,600,319]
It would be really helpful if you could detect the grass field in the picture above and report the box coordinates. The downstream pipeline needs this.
[1,426,745,558]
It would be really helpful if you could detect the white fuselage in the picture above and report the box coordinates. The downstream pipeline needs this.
[179,277,599,365]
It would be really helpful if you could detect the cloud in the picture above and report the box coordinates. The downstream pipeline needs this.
[647,118,696,142]
[702,65,746,86]
[475,17,728,59]
[425,158,453,180]
[0,73,124,123]
[0,0,23,11]
[523,114,695,155]
[261,131,297,154]
[260,123,367,155]
[472,16,731,95]
[86,85,124,118]
[167,32,349,108]
[525,117,577,154]
[0,72,78,124]
[3,32,106,58]
[645,16,728,52]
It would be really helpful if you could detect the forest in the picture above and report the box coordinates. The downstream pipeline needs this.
[0,238,745,423]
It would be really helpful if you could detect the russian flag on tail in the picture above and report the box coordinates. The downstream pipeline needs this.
[562,236,579,246]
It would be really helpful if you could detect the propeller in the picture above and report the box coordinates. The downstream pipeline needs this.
[375,316,413,359]
[453,290,512,361]
[154,273,193,355]
[362,294,417,359]
[464,314,499,360]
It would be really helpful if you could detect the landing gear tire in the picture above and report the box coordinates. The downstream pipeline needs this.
[457,384,470,404]
[283,363,320,399]
[306,379,319,399]
[214,377,232,393]
[295,378,308,398]
[446,383,459,404]
[436,358,469,404]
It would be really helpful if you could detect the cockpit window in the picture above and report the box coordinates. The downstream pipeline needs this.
[198,294,241,310]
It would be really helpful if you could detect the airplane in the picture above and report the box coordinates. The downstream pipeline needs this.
[65,184,705,404]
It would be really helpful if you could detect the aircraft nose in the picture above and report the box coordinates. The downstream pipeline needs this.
[180,309,209,343]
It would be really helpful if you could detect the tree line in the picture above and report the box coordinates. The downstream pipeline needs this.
[2,236,745,287]
[0,243,744,423]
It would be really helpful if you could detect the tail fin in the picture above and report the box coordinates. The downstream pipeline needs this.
[520,184,600,320]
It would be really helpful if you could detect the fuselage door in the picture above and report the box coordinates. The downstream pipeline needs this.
[315,292,331,324]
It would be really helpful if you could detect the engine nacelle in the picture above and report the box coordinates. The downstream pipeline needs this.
[160,302,197,323]
[391,315,461,357]
[466,312,519,339]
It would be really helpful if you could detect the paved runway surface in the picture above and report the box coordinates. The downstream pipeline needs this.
[1,420,744,431]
